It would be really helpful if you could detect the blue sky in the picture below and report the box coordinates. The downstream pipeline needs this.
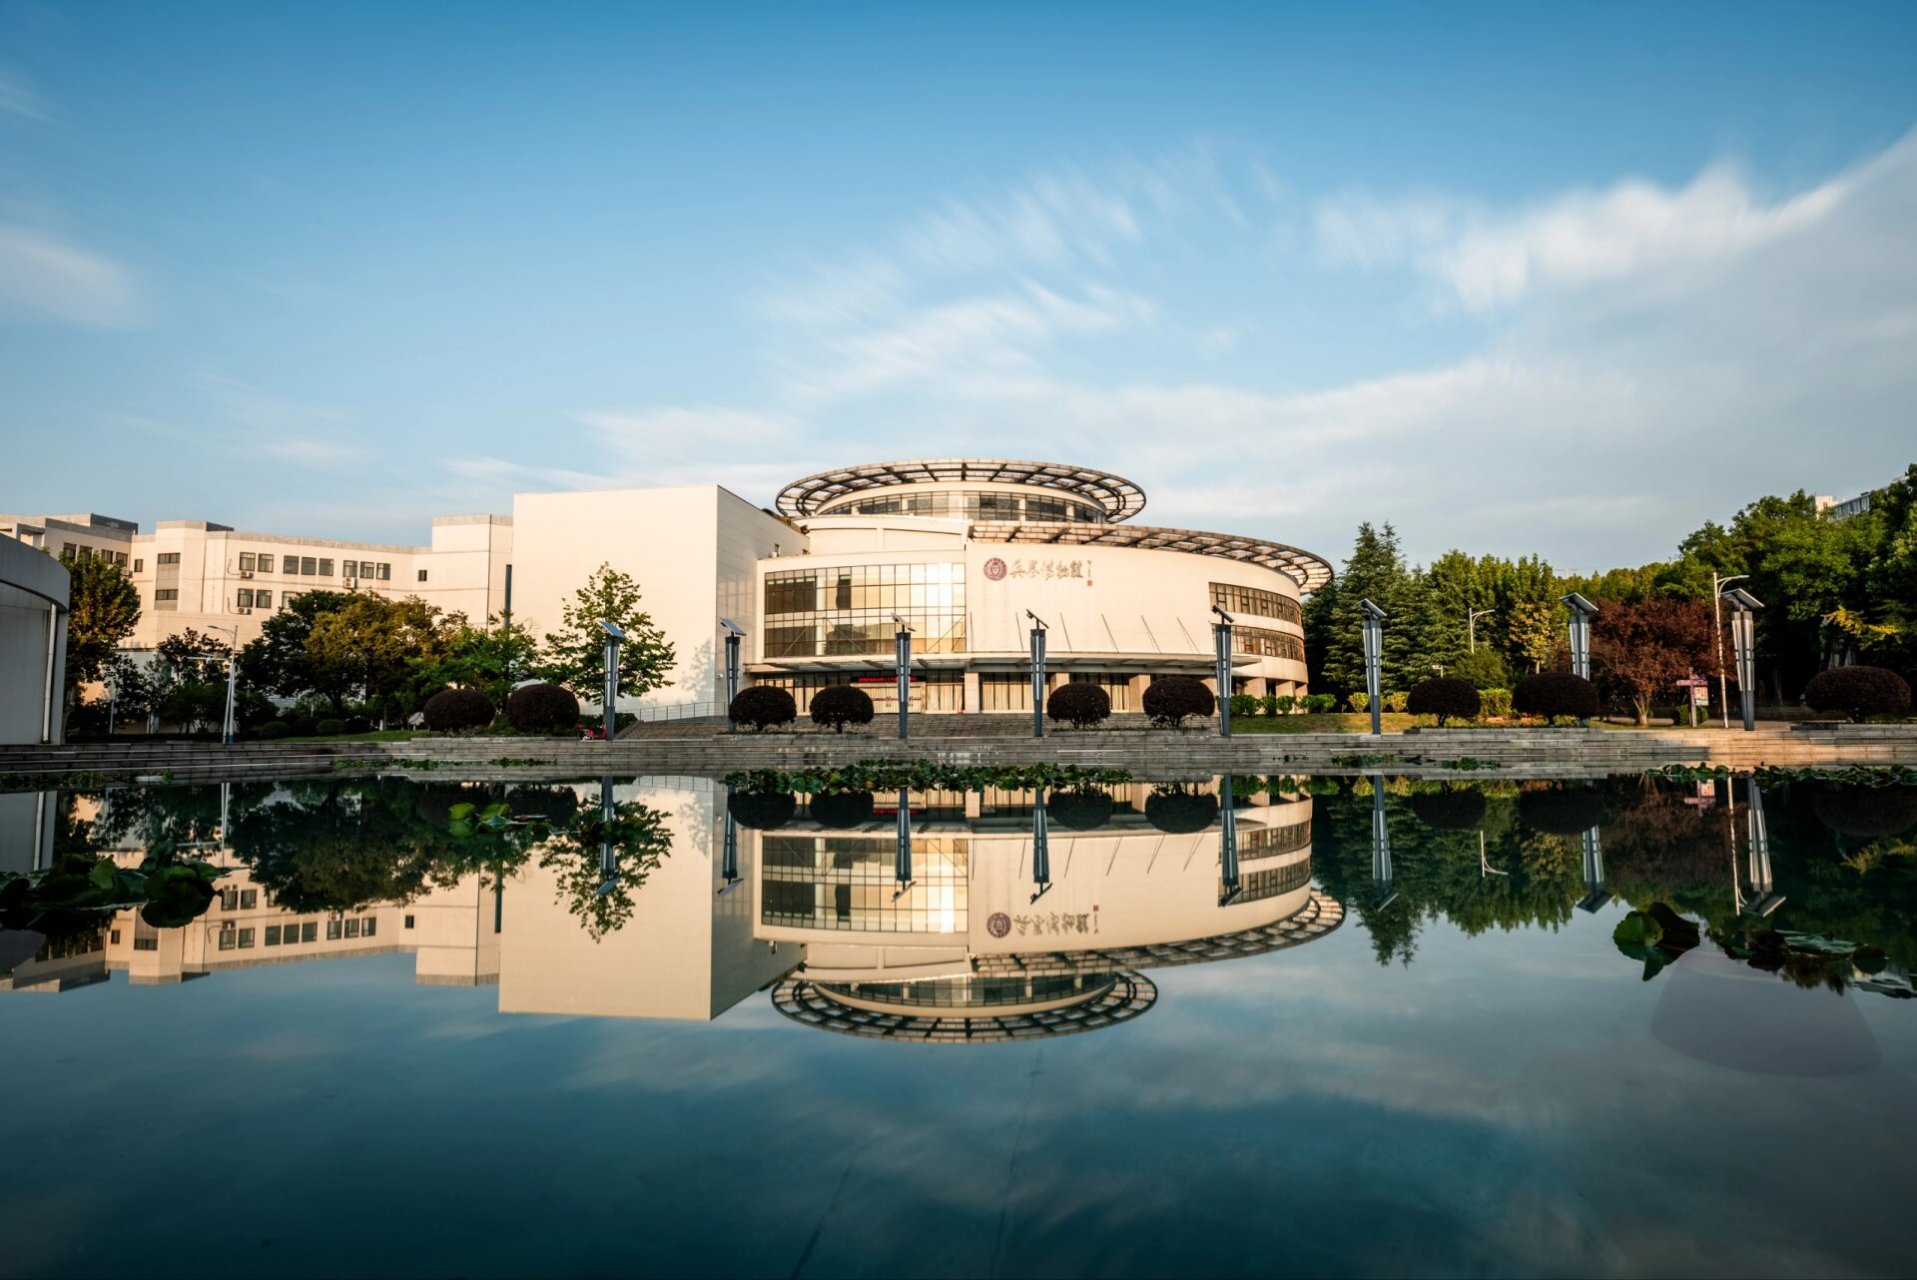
[3,1,1914,570]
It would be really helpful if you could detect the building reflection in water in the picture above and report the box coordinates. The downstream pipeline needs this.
[749,775,1338,1043]
[1,775,1337,1036]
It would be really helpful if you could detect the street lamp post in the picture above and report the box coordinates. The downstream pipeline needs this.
[1026,611,1048,739]
[1467,608,1495,654]
[1359,599,1386,736]
[1560,593,1598,681]
[1211,604,1235,737]
[597,620,626,742]
[719,618,744,729]
[1712,573,1749,730]
[1723,587,1764,732]
[892,615,913,742]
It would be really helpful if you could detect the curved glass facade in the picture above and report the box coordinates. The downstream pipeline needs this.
[1209,581,1303,625]
[818,489,1106,524]
[763,562,966,657]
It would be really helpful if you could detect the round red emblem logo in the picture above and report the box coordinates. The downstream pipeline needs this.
[984,557,1007,581]
[988,912,1012,938]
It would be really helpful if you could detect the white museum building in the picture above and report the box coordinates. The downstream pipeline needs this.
[512,457,1329,717]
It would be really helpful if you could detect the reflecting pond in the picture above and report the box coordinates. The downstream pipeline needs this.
[3,772,1915,1277]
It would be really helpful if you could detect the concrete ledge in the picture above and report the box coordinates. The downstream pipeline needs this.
[3,724,1915,783]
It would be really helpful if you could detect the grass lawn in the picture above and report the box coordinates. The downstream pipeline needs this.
[1230,712,1417,734]
[267,729,427,744]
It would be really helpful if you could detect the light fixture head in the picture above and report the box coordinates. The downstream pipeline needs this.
[1359,598,1388,621]
[597,619,628,641]
[1559,592,1599,616]
[718,617,744,637]
[1211,603,1234,624]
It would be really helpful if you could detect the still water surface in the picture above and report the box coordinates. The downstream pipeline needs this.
[2,773,1914,1278]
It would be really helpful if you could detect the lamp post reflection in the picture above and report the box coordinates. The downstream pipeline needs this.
[1030,786,1053,902]
[1219,775,1241,905]
[1577,825,1609,913]
[893,788,912,893]
[595,777,619,898]
[1370,775,1396,911]
[718,786,741,898]
[1740,778,1782,917]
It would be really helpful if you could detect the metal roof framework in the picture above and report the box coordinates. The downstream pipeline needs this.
[776,458,1149,522]
[969,520,1335,592]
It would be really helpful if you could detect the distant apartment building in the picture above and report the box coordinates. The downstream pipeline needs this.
[1,510,513,651]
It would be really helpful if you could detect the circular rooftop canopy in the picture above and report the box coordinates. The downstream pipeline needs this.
[776,458,1148,523]
[772,971,1157,1044]
[970,520,1335,592]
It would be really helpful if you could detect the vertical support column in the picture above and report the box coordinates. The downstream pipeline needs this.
[1560,592,1598,681]
[1725,589,1763,732]
[42,605,68,745]
[1212,606,1234,738]
[894,621,912,741]
[1360,599,1386,737]
[1027,613,1048,739]
[596,776,618,892]
[1577,827,1608,913]
[719,787,740,891]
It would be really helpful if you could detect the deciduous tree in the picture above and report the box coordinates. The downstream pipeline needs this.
[540,564,675,703]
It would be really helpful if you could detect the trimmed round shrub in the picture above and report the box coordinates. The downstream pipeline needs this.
[315,718,347,737]
[1143,675,1215,728]
[1812,785,1917,838]
[505,682,582,733]
[810,790,876,829]
[1513,672,1599,720]
[1047,787,1115,831]
[256,721,291,740]
[728,790,797,830]
[1803,666,1911,722]
[423,687,496,732]
[1518,785,1607,834]
[809,684,874,734]
[1146,788,1220,834]
[1407,677,1481,725]
[730,685,797,732]
[1409,787,1487,830]
[1228,693,1259,719]
[1047,681,1111,730]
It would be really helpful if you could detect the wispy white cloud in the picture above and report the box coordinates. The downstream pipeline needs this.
[0,66,55,124]
[0,223,141,327]
[1314,139,1882,311]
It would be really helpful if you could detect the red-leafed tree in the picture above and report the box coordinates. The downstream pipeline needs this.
[1590,597,1716,725]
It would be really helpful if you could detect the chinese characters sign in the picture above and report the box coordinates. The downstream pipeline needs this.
[983,556,1092,583]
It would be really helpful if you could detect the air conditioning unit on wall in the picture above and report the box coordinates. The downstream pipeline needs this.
[235,606,252,615]
[237,569,253,578]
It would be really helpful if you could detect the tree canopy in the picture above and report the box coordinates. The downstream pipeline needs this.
[540,563,675,703]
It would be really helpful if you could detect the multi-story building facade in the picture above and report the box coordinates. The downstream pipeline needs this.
[2,510,513,651]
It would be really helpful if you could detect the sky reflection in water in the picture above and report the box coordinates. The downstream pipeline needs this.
[1,773,1914,1279]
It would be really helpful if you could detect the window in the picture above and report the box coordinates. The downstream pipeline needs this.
[326,919,342,940]
[318,558,334,577]
[220,887,239,911]
[133,936,159,952]
[239,553,255,571]
[238,928,255,949]
[417,569,428,582]
[1233,626,1307,662]
[264,925,282,946]
[343,559,358,578]
[133,558,143,573]
[61,542,76,558]
[301,921,317,943]
[256,590,272,608]
[110,930,121,945]
[157,552,181,565]
[240,889,257,910]
[300,556,317,575]
[237,589,254,608]
[376,562,391,580]
[218,927,236,951]
[1209,582,1304,626]
[283,555,299,574]
[344,919,361,938]
[154,589,178,604]
[362,917,377,937]
[404,914,415,929]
